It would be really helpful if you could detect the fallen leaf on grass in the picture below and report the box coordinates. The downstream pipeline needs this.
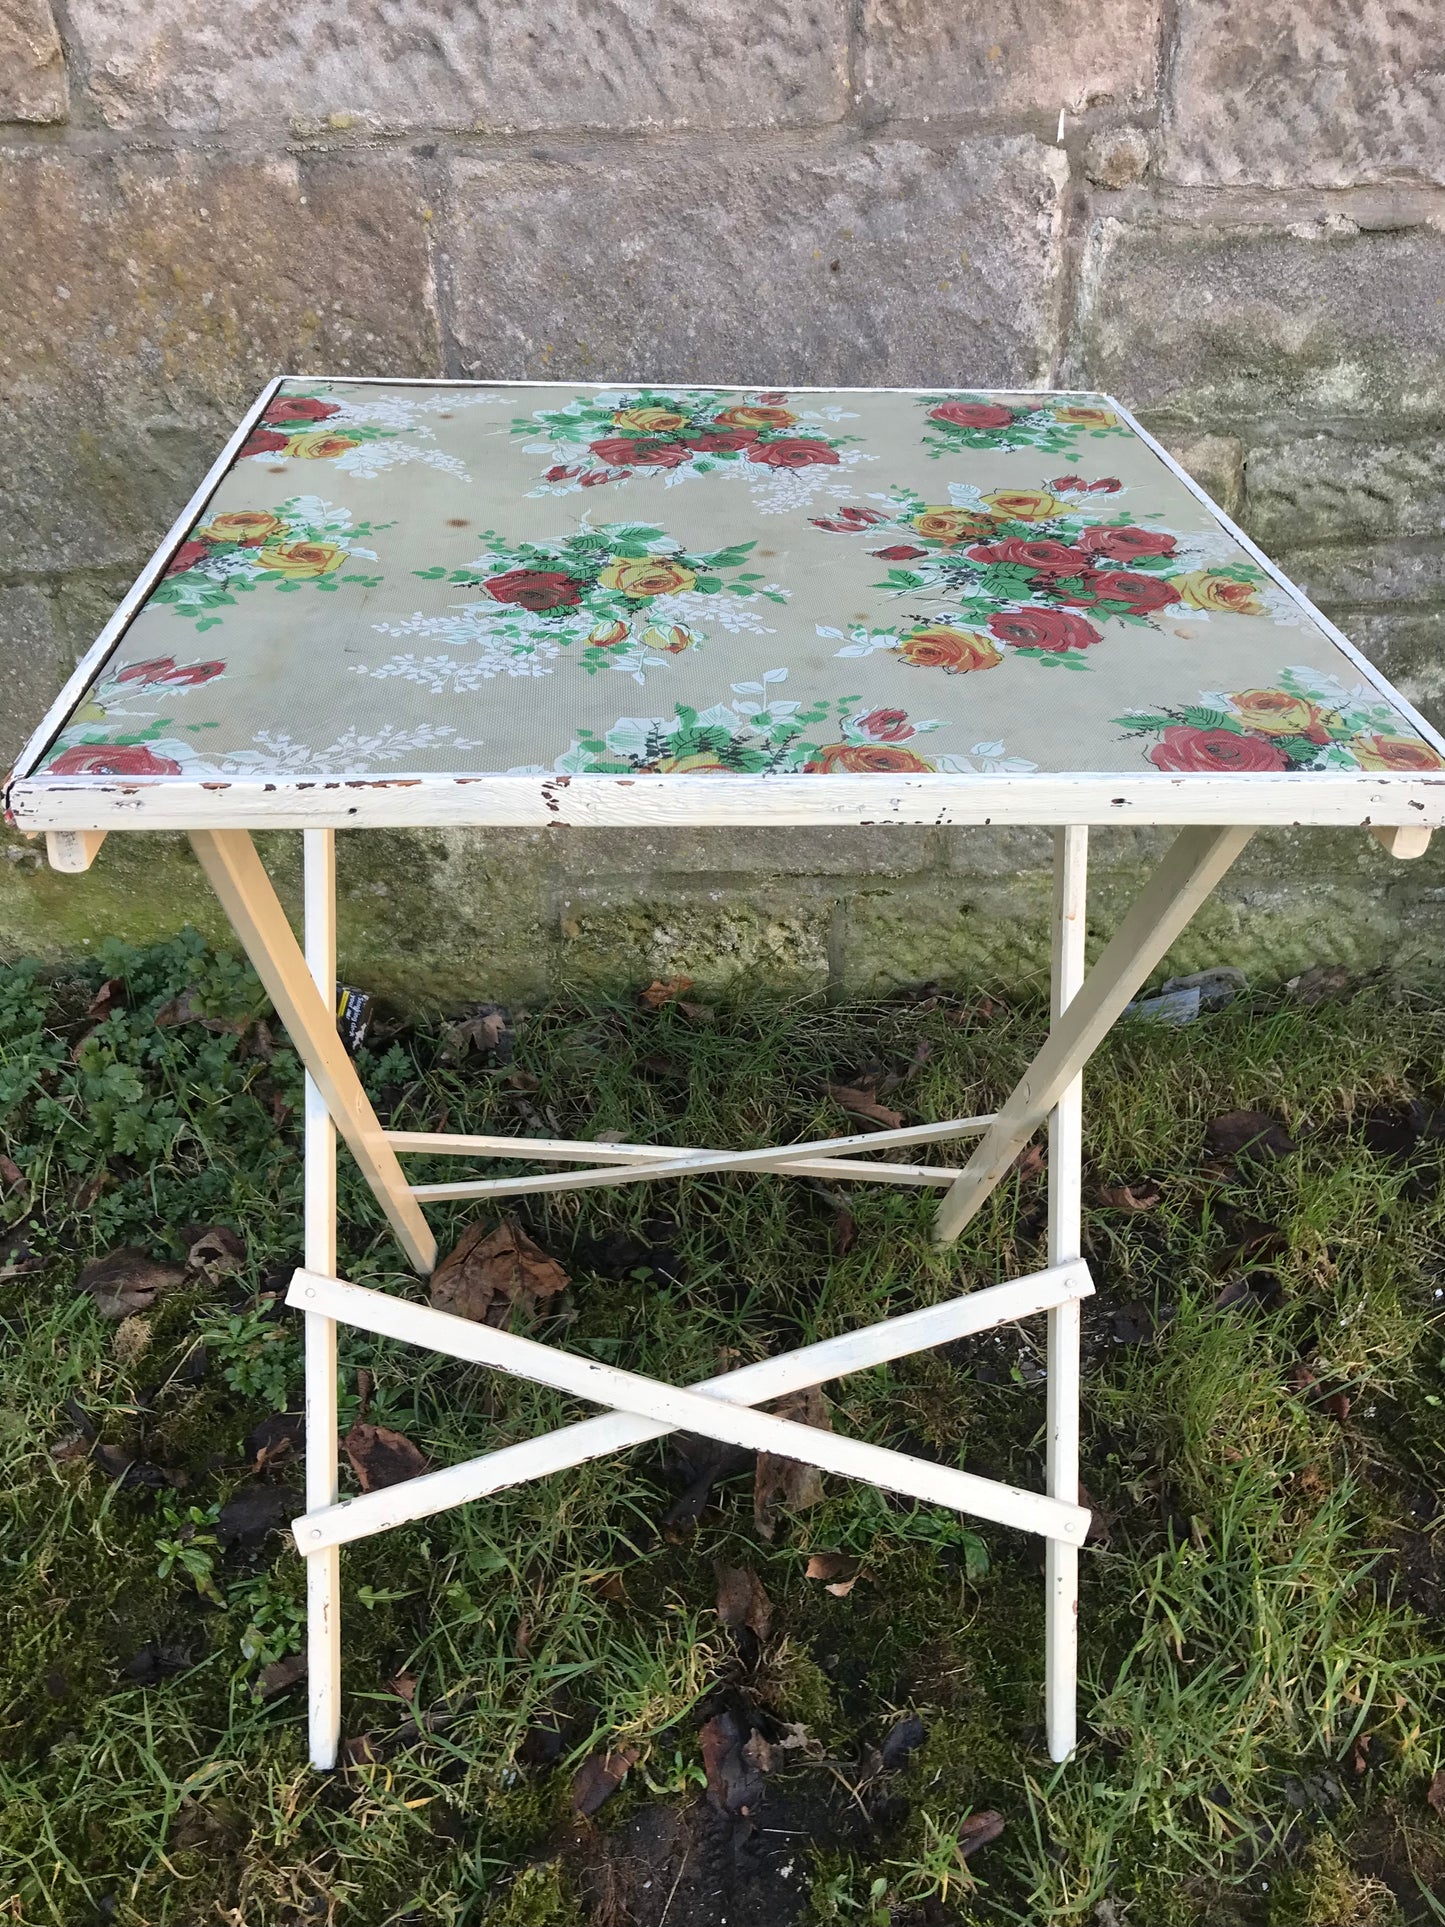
[660,1437,750,1538]
[831,1205,857,1255]
[700,1709,767,1816]
[958,1810,1005,1858]
[253,1652,306,1700]
[153,988,209,1028]
[1427,1768,1445,1817]
[71,1166,109,1213]
[716,1564,772,1640]
[216,1485,294,1549]
[826,1081,904,1131]
[78,1247,186,1320]
[342,1421,430,1492]
[755,1387,832,1541]
[388,1670,418,1703]
[1286,964,1352,1006]
[1098,1180,1161,1212]
[182,1224,246,1279]
[639,976,693,1010]
[804,1551,861,1597]
[0,1153,26,1198]
[86,977,124,1019]
[243,1411,304,1472]
[1013,1142,1047,1183]
[430,1219,569,1328]
[879,1715,926,1770]
[443,1002,516,1064]
[1206,1111,1296,1161]
[1213,1271,1284,1315]
[571,1745,640,1817]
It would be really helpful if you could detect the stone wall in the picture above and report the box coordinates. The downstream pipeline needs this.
[3,1,1444,1000]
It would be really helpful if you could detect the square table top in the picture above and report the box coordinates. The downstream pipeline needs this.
[9,379,1445,832]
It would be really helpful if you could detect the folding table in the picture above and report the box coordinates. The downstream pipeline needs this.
[9,378,1443,1773]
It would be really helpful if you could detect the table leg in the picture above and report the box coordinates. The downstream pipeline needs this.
[933,825,1254,1245]
[302,830,342,1770]
[188,830,436,1275]
[1045,827,1087,1763]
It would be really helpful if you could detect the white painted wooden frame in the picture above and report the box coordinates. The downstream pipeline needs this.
[168,819,1267,1771]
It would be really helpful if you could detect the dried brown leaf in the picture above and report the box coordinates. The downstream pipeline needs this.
[183,1223,247,1278]
[86,977,124,1019]
[443,1002,515,1063]
[153,988,208,1028]
[0,1153,27,1198]
[716,1564,773,1640]
[253,1652,306,1700]
[78,1246,186,1320]
[1286,964,1352,1006]
[1098,1180,1161,1212]
[826,1082,904,1131]
[831,1206,857,1256]
[429,1218,569,1329]
[754,1387,831,1542]
[243,1411,304,1472]
[571,1745,639,1817]
[639,975,693,1010]
[804,1552,861,1596]
[1427,1767,1445,1817]
[342,1421,430,1493]
[958,1809,1005,1858]
[1013,1143,1047,1183]
[700,1710,766,1815]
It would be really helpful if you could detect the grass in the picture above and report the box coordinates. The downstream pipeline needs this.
[1,931,1444,1924]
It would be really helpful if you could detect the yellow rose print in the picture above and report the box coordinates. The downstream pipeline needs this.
[257,540,348,579]
[1052,405,1119,428]
[1229,689,1336,737]
[714,403,797,430]
[598,557,698,598]
[197,510,284,545]
[1174,570,1265,615]
[286,430,363,459]
[1348,733,1444,772]
[895,625,1002,673]
[586,619,631,647]
[981,489,1067,522]
[910,507,997,544]
[613,406,686,434]
[641,624,693,654]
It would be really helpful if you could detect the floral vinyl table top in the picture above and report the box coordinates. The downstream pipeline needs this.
[13,380,1445,823]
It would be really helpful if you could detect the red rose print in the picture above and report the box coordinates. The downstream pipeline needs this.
[166,540,211,576]
[1087,478,1123,493]
[689,429,759,452]
[264,397,340,425]
[839,507,886,526]
[545,464,582,482]
[1079,525,1178,562]
[755,392,790,405]
[579,470,612,487]
[872,544,930,560]
[161,660,225,686]
[240,428,289,458]
[1049,475,1087,491]
[49,744,184,776]
[1148,725,1289,773]
[986,609,1102,653]
[969,538,1090,575]
[1090,569,1181,612]
[484,568,582,611]
[590,436,690,468]
[746,438,840,469]
[858,707,914,742]
[116,657,179,684]
[930,400,1015,430]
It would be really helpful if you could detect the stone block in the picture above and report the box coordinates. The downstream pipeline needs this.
[559,881,836,991]
[1074,215,1445,424]
[1244,437,1445,550]
[0,585,69,767]
[0,0,67,122]
[858,0,1159,121]
[1340,611,1445,733]
[66,0,848,134]
[1082,126,1151,189]
[1160,0,1445,188]
[1155,429,1244,518]
[0,148,440,573]
[1274,542,1445,614]
[444,134,1068,387]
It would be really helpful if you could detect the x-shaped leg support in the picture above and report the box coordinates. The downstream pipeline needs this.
[286,1260,1095,1554]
